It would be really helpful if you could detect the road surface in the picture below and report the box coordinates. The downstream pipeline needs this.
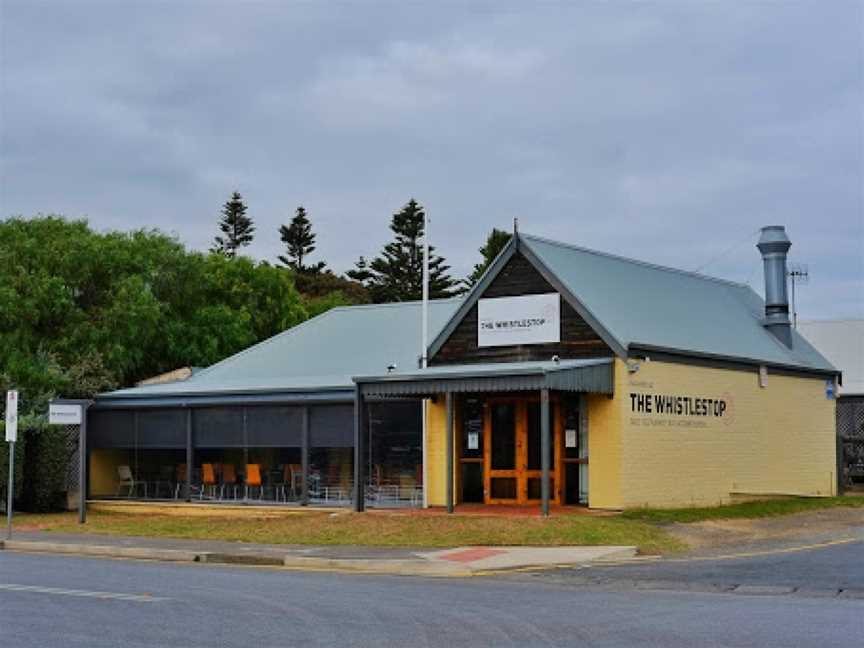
[1,542,862,647]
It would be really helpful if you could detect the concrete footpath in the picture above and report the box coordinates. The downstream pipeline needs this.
[0,531,636,577]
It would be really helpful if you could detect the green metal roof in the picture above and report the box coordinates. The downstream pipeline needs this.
[518,234,835,373]
[429,232,835,374]
[100,298,462,400]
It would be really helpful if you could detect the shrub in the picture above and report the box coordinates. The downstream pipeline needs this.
[1,416,72,513]
[22,418,73,512]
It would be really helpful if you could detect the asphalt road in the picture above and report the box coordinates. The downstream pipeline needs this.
[521,539,864,597]
[1,546,862,648]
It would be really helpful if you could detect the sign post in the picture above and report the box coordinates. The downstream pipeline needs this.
[5,390,19,540]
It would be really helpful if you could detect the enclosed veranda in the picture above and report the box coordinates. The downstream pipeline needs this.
[86,399,425,509]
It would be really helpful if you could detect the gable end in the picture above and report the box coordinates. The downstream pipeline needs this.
[430,252,612,365]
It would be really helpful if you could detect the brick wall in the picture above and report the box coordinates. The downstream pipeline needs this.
[617,358,837,508]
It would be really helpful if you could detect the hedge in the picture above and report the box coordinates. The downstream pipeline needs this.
[1,417,73,513]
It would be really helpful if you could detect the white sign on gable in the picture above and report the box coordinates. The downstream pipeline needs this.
[5,390,18,442]
[49,403,83,425]
[478,293,561,348]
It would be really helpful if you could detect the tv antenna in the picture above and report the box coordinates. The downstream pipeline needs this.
[788,263,809,328]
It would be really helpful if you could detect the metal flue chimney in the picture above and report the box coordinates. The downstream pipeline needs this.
[756,225,793,347]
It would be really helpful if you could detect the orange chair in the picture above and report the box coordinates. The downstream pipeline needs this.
[245,464,263,500]
[201,463,217,500]
[221,463,238,500]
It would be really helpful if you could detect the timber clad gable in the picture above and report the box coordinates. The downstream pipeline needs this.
[430,252,611,365]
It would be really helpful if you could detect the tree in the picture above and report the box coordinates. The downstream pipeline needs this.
[278,206,326,274]
[212,191,254,257]
[293,269,370,304]
[0,215,309,415]
[347,199,458,303]
[465,228,512,287]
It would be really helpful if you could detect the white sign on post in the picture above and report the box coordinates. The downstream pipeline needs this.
[478,293,561,348]
[49,403,83,425]
[5,390,18,443]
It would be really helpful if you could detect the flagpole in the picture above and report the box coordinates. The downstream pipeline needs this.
[422,212,429,369]
[421,210,430,507]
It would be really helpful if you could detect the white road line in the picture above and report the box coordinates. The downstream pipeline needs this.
[0,583,168,602]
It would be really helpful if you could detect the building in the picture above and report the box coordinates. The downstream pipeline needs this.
[88,226,839,512]
[798,319,864,489]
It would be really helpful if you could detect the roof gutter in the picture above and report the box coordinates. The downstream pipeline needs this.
[91,388,356,410]
[353,357,614,384]
[627,343,840,380]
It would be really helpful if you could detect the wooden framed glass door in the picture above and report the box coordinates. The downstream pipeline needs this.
[483,397,562,505]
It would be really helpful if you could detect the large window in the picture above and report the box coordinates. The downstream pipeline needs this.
[89,405,308,503]
[309,405,354,505]
[88,409,186,499]
[193,406,304,503]
[366,402,422,507]
[88,400,423,508]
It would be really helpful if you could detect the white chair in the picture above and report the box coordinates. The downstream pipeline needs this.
[116,465,146,498]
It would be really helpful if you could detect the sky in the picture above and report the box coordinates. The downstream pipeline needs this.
[1,0,862,319]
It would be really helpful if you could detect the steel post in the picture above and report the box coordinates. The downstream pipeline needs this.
[541,388,551,517]
[6,441,14,538]
[185,409,193,502]
[301,406,310,505]
[353,386,366,512]
[446,392,454,514]
[78,408,88,524]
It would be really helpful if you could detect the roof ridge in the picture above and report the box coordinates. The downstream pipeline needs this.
[520,232,749,289]
[326,296,463,313]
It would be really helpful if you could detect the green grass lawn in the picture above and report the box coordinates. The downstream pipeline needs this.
[11,510,683,555]
[9,496,862,555]
[622,495,864,524]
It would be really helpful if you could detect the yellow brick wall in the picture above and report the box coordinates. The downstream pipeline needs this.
[425,399,450,507]
[422,357,834,510]
[585,359,627,509]
[618,359,837,508]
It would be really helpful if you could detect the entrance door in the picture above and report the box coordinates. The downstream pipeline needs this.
[483,398,561,505]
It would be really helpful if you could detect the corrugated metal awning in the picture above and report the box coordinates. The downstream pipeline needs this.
[354,358,614,397]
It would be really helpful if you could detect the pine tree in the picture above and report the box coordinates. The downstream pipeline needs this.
[465,228,512,287]
[212,191,254,257]
[278,206,326,274]
[347,199,458,303]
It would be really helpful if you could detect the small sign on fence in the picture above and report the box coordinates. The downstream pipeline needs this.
[49,403,83,425]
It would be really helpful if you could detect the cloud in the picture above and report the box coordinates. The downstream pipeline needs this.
[1,1,861,317]
[304,37,546,129]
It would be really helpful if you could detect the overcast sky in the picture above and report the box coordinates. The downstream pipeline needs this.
[2,1,862,318]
